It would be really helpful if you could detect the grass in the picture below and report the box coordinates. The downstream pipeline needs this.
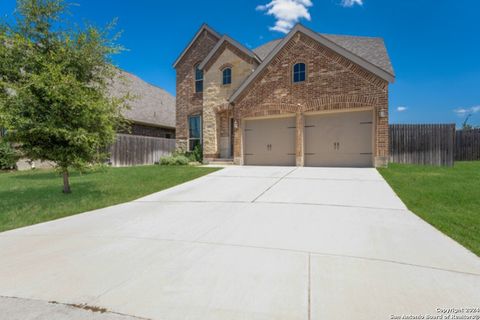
[378,161,480,256]
[0,165,219,232]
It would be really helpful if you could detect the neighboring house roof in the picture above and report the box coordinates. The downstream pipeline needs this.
[230,24,395,103]
[198,35,261,70]
[173,23,222,68]
[110,70,176,129]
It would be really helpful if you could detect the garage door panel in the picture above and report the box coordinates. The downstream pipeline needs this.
[305,111,373,167]
[341,122,372,153]
[305,153,372,167]
[245,117,296,166]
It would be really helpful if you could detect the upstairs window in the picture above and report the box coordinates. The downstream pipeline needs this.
[293,63,306,83]
[195,65,203,93]
[222,67,232,85]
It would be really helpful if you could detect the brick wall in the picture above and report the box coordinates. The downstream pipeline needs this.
[233,32,390,166]
[175,29,219,151]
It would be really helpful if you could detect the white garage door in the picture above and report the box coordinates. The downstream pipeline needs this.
[244,117,296,166]
[305,111,373,167]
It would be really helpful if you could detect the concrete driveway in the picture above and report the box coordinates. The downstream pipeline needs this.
[1,166,479,320]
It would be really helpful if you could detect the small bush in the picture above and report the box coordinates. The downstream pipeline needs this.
[187,144,203,163]
[0,141,18,170]
[167,144,203,164]
[159,155,190,166]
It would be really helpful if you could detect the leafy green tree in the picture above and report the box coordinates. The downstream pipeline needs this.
[0,0,128,193]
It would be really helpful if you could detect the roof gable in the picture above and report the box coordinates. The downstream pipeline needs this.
[230,24,395,103]
[253,35,394,76]
[198,35,261,71]
[173,24,221,68]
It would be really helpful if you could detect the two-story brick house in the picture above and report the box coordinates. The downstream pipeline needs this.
[174,23,394,167]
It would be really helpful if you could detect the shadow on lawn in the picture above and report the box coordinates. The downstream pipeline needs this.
[0,180,103,202]
[8,170,97,181]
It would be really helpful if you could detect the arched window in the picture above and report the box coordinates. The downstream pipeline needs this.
[293,63,306,83]
[195,64,203,93]
[222,67,232,85]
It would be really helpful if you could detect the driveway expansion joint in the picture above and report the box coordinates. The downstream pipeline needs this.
[134,199,410,213]
[251,167,299,203]
[307,253,311,320]
[7,233,478,277]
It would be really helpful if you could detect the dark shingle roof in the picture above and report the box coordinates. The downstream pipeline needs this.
[110,70,176,128]
[253,33,394,76]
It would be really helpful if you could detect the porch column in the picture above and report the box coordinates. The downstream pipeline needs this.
[233,118,244,165]
[296,112,304,166]
[202,106,219,160]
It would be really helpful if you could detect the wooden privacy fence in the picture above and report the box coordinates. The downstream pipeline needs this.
[455,129,480,161]
[389,124,455,166]
[109,134,175,166]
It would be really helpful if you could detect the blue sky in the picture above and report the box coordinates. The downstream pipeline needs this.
[1,0,479,126]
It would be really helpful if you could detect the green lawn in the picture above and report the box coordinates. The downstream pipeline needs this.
[378,161,480,256]
[0,165,219,232]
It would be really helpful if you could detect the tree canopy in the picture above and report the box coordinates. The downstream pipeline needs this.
[0,0,129,193]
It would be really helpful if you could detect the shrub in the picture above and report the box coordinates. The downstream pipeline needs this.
[167,144,203,164]
[0,141,19,170]
[187,144,203,163]
[159,155,190,166]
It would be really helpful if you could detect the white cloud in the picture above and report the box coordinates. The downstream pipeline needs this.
[454,105,480,116]
[397,106,407,112]
[341,0,363,7]
[256,0,313,34]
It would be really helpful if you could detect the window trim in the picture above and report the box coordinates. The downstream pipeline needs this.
[194,64,204,93]
[222,67,232,86]
[188,114,202,151]
[292,62,307,84]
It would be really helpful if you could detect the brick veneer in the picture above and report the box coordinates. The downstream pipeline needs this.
[175,29,391,167]
[232,32,390,166]
[175,30,219,151]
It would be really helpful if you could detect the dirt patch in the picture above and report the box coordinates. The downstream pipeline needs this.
[49,300,108,313]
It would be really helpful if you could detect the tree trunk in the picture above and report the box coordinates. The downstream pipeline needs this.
[62,169,71,194]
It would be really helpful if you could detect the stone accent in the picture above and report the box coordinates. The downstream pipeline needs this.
[218,111,232,158]
[233,32,389,167]
[175,29,220,150]
[202,44,258,159]
[233,119,244,165]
